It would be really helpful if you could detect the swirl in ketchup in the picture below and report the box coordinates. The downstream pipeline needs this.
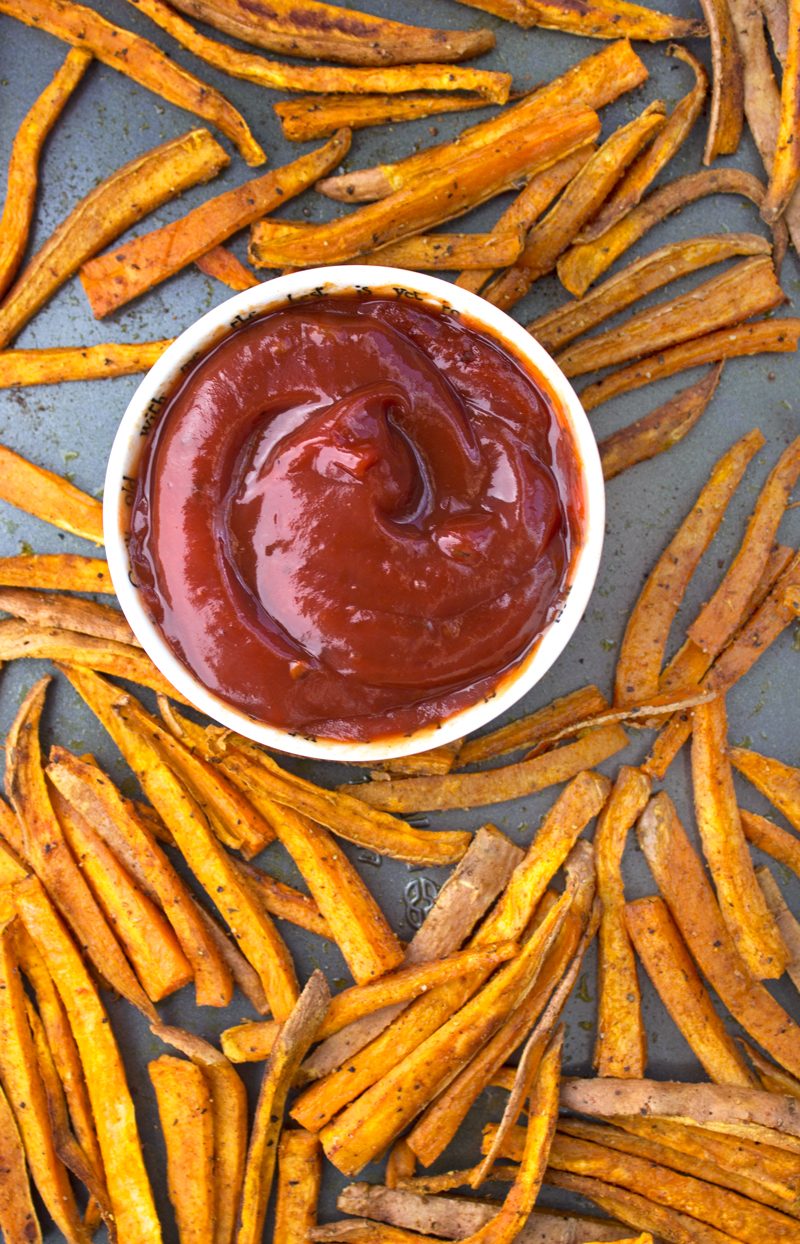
[129,294,581,742]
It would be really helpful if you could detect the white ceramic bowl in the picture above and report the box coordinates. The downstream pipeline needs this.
[105,266,604,763]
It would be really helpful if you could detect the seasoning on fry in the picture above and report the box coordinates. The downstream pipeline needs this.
[444,0,705,41]
[149,1055,215,1244]
[0,444,103,543]
[0,340,174,387]
[0,588,136,645]
[275,92,488,142]
[760,0,800,221]
[274,1128,322,1244]
[0,554,112,593]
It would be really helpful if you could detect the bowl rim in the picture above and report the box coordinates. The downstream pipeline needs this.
[104,265,604,763]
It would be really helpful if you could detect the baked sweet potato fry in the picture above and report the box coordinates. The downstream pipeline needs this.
[274,1128,322,1244]
[0,126,229,349]
[0,443,103,543]
[0,588,136,645]
[0,553,111,592]
[0,1076,40,1244]
[362,231,524,270]
[316,41,648,202]
[13,875,162,1244]
[554,256,784,378]
[166,0,495,65]
[625,896,757,1085]
[80,130,349,319]
[233,860,330,938]
[0,47,91,301]
[456,687,609,768]
[730,747,800,829]
[385,1139,416,1189]
[482,102,669,311]
[598,365,724,481]
[761,0,800,221]
[755,866,800,994]
[250,110,600,268]
[636,792,800,1079]
[149,1055,215,1244]
[194,246,258,291]
[238,973,330,1244]
[447,0,705,40]
[697,0,745,162]
[579,318,800,411]
[741,809,800,881]
[275,92,487,141]
[0,0,262,164]
[740,1041,800,1100]
[558,168,785,296]
[594,767,652,1079]
[0,340,173,387]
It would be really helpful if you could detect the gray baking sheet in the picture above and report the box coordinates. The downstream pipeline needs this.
[1,1,799,1239]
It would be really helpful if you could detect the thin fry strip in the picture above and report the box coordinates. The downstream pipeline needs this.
[482,102,669,312]
[636,792,800,1079]
[275,93,488,142]
[13,875,161,1244]
[697,0,745,162]
[249,111,601,268]
[625,897,757,1085]
[195,246,258,291]
[730,747,800,829]
[362,231,525,270]
[756,866,800,994]
[554,257,785,378]
[234,860,331,938]
[456,686,608,766]
[149,1056,215,1244]
[0,0,262,164]
[450,0,705,40]
[385,1139,416,1189]
[316,41,648,202]
[761,0,800,221]
[558,169,784,297]
[741,809,800,881]
[274,1129,322,1244]
[0,588,136,645]
[594,767,652,1078]
[80,130,349,319]
[0,1076,40,1244]
[740,1041,800,1100]
[692,692,786,979]
[0,554,111,592]
[0,340,173,387]
[0,444,103,543]
[599,365,724,481]
[0,47,92,301]
[579,318,800,411]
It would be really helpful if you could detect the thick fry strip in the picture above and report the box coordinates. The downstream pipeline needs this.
[14,875,161,1244]
[275,93,487,141]
[457,686,608,766]
[578,47,707,243]
[0,921,87,1244]
[362,231,524,271]
[316,41,647,202]
[761,0,800,221]
[732,749,800,829]
[594,767,652,1078]
[80,130,349,319]
[692,693,786,978]
[250,110,600,268]
[0,444,103,543]
[558,169,783,297]
[149,1056,215,1244]
[482,103,669,311]
[237,973,329,1244]
[529,235,769,354]
[688,434,800,656]
[625,897,757,1084]
[0,1077,40,1244]
[697,0,745,161]
[274,1128,322,1244]
[195,246,258,290]
[636,792,800,1079]
[599,366,724,481]
[385,1139,416,1189]
[0,554,111,592]
[166,0,495,65]
[0,340,172,387]
[5,678,157,1020]
[0,47,91,300]
[580,318,800,411]
[0,588,136,645]
[616,426,763,705]
[555,257,784,378]
[0,0,262,163]
[46,745,234,1009]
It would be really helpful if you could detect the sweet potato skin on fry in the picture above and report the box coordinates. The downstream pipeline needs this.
[149,1056,215,1244]
[731,747,800,830]
[0,554,112,592]
[195,247,258,291]
[697,0,745,162]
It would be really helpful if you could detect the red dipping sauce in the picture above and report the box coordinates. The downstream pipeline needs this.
[129,294,580,742]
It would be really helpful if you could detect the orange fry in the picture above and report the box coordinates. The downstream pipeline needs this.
[275,1128,322,1244]
[0,588,136,645]
[363,231,525,271]
[741,809,800,880]
[697,0,745,162]
[0,554,111,592]
[0,443,102,543]
[0,1076,40,1244]
[761,0,800,221]
[234,860,331,938]
[730,746,800,831]
[0,341,173,387]
[275,93,488,142]
[456,685,608,766]
[149,1056,215,1244]
[449,0,705,40]
[195,246,258,291]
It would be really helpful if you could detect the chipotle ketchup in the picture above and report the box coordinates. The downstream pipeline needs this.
[129,294,581,743]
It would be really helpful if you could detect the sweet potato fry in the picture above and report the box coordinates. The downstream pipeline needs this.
[0,0,262,164]
[385,1139,416,1189]
[529,235,769,354]
[0,553,111,593]
[0,1076,40,1244]
[580,318,800,411]
[0,340,173,386]
[392,1168,518,1195]
[757,0,790,62]
[741,809,800,881]
[238,973,329,1244]
[5,678,158,1020]
[558,168,785,297]
[46,745,234,1009]
[598,366,724,481]
[755,866,800,993]
[446,0,705,39]
[457,687,609,767]
[316,41,648,202]
[0,920,88,1244]
[80,130,349,319]
[594,767,652,1079]
[625,896,757,1085]
[194,246,258,291]
[579,46,707,244]
[740,1041,800,1100]
[166,0,495,65]
[0,588,136,645]
[362,231,525,270]
[0,47,91,301]
[13,875,162,1244]
[636,792,800,1079]
[555,257,784,378]
[697,0,745,162]
[0,443,103,543]
[692,693,786,978]
[761,0,800,221]
[275,1128,322,1244]
[149,1055,215,1244]
[0,126,228,349]
[732,748,800,830]
[234,860,330,938]
[250,110,600,269]
[275,93,487,142]
[482,102,669,311]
